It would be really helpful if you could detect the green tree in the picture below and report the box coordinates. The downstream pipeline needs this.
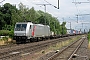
[0,3,67,37]
[61,22,67,34]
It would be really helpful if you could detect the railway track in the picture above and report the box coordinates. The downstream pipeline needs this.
[0,36,73,49]
[71,36,88,60]
[0,44,18,49]
[0,36,73,60]
[47,36,87,60]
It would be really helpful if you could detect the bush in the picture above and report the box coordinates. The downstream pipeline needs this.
[88,33,90,42]
[9,30,14,38]
[2,37,8,41]
[0,30,14,38]
[0,30,10,36]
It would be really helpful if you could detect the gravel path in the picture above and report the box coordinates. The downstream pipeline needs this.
[87,49,90,60]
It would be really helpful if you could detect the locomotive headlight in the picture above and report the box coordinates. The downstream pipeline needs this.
[23,33,26,36]
[14,33,17,36]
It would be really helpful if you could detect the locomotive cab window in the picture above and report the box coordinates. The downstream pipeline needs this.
[22,24,27,29]
[15,24,27,31]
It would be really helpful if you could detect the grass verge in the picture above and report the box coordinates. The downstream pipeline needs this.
[87,33,90,49]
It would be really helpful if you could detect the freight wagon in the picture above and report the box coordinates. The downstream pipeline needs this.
[67,29,74,35]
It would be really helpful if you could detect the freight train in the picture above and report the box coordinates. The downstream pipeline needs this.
[13,22,82,43]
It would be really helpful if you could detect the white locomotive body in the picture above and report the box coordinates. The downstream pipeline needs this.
[13,22,50,43]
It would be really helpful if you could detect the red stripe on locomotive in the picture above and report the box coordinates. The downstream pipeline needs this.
[32,26,36,36]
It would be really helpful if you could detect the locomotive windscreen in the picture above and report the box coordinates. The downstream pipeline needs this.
[15,24,27,31]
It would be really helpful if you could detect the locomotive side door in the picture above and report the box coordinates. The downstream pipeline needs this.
[29,25,32,37]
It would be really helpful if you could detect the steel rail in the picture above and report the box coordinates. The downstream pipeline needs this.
[68,38,85,60]
[47,37,84,60]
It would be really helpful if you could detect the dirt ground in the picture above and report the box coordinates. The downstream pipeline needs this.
[88,42,90,60]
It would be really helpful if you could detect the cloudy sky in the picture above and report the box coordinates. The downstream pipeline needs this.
[1,0,90,32]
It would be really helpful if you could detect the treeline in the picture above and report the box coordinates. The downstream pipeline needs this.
[0,3,67,37]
